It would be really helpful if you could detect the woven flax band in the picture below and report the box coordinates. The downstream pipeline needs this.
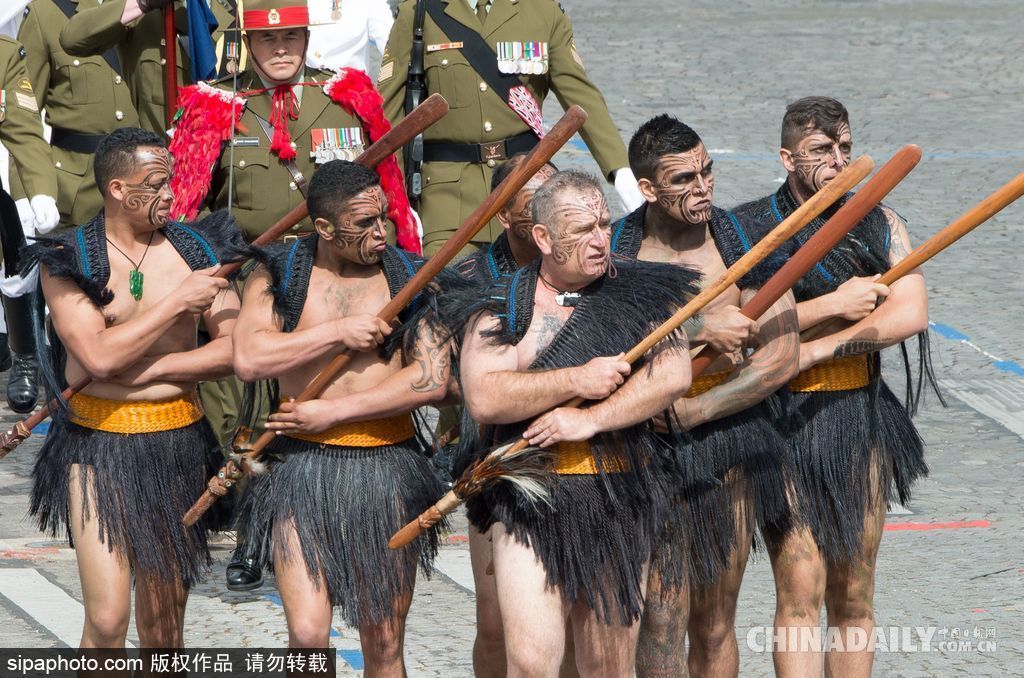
[554,441,629,475]
[287,414,416,447]
[685,370,733,398]
[789,354,870,393]
[69,393,204,433]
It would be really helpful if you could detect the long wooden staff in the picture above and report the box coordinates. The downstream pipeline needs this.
[164,4,178,130]
[798,168,1024,343]
[0,95,451,458]
[182,105,591,527]
[689,144,923,377]
[387,154,876,549]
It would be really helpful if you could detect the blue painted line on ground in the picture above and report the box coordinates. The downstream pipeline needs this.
[568,135,587,152]
[337,650,364,671]
[930,322,971,341]
[993,361,1024,377]
[31,422,49,435]
[929,321,1023,378]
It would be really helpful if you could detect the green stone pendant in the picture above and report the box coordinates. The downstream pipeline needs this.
[129,269,144,301]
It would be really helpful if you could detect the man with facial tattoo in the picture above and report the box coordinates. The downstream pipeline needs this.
[24,127,245,650]
[733,96,929,677]
[454,170,698,676]
[613,115,800,678]
[231,159,451,672]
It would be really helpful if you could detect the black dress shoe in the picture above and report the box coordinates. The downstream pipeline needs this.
[226,549,263,591]
[6,352,38,413]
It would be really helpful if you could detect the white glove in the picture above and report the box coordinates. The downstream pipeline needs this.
[30,194,60,234]
[613,167,644,212]
[15,198,34,233]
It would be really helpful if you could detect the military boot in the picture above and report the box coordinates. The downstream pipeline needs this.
[1,294,39,413]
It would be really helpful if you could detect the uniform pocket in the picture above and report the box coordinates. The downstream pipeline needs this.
[229,151,270,211]
[54,150,91,224]
[425,51,478,110]
[62,61,104,105]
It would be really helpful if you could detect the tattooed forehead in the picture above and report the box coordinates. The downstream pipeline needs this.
[801,123,852,145]
[552,189,608,231]
[656,146,711,177]
[343,186,387,215]
[134,148,171,171]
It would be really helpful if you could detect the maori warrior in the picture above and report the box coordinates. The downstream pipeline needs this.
[22,128,247,648]
[732,96,931,675]
[451,170,699,674]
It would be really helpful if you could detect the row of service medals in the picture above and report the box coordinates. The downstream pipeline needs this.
[496,41,549,75]
[312,127,364,164]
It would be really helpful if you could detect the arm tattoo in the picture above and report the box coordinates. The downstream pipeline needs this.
[409,322,450,393]
[883,207,912,263]
[833,338,888,359]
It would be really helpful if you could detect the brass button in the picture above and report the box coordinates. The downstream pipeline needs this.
[115,75,122,84]
[290,142,297,151]
[160,38,166,46]
[55,161,62,169]
[72,59,80,66]
[115,110,124,121]
[289,181,298,191]
[441,58,448,66]
[479,82,487,92]
[487,159,496,168]
[292,224,300,231]
[238,160,246,168]
[160,58,166,65]
[483,121,493,132]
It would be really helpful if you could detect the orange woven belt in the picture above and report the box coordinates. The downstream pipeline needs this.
[69,392,204,433]
[685,369,733,398]
[554,440,629,475]
[287,414,416,447]
[789,354,870,393]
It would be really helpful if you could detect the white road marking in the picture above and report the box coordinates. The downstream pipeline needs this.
[432,548,476,594]
[0,568,129,648]
[940,378,1024,440]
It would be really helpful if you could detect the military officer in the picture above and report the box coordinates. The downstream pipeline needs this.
[170,0,416,244]
[0,35,59,413]
[15,0,140,228]
[379,0,644,256]
[59,0,239,134]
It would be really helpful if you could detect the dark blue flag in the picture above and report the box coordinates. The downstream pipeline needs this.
[187,0,219,82]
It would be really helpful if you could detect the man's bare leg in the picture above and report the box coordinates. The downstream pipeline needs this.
[570,563,647,678]
[492,523,568,677]
[768,526,827,677]
[822,485,886,678]
[470,524,507,678]
[358,587,414,678]
[274,522,334,648]
[135,571,188,647]
[635,564,689,678]
[687,491,754,677]
[69,464,133,648]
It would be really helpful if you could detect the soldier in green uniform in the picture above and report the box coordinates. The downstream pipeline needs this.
[379,0,644,256]
[15,0,141,228]
[0,34,59,413]
[58,0,239,134]
[169,0,416,244]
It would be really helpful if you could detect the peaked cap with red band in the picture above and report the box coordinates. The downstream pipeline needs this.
[241,0,310,31]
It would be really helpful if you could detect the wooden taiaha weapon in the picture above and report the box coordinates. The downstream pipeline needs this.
[799,167,1024,342]
[0,95,451,458]
[182,105,591,527]
[689,144,923,377]
[387,154,877,550]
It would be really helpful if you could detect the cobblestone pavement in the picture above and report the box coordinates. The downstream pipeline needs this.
[1,1,1022,675]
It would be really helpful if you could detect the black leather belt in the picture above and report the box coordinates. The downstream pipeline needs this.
[50,127,106,154]
[422,131,537,164]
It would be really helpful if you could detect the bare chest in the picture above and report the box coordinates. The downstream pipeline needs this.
[293,268,391,329]
[102,242,192,327]
[515,289,573,370]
